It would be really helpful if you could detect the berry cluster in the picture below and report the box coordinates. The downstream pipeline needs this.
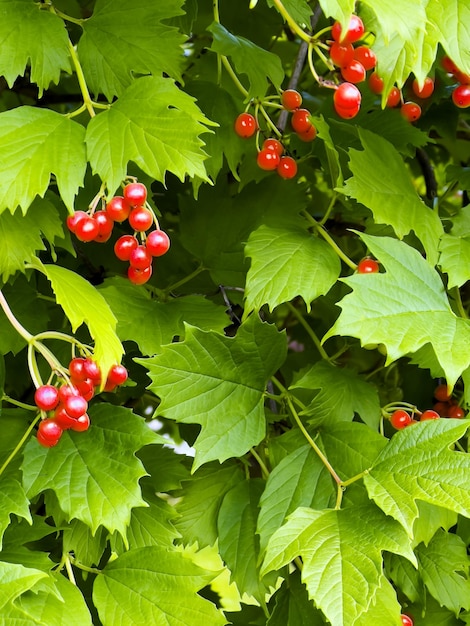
[67,181,170,286]
[34,357,128,447]
[441,56,470,108]
[432,383,466,418]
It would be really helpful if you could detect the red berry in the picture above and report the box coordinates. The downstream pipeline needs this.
[329,42,355,67]
[263,138,284,156]
[128,207,153,232]
[128,264,152,285]
[334,103,360,119]
[412,77,434,99]
[441,55,459,75]
[341,60,366,84]
[353,46,377,70]
[448,405,465,418]
[332,15,364,44]
[34,385,59,412]
[400,615,413,626]
[257,148,280,171]
[75,216,100,242]
[297,125,317,142]
[54,405,78,430]
[106,196,131,222]
[400,102,422,122]
[64,394,88,419]
[452,84,470,108]
[146,229,171,257]
[37,419,63,447]
[123,182,147,207]
[74,379,95,402]
[58,384,79,404]
[434,383,451,402]
[433,401,451,416]
[357,258,379,273]
[291,108,313,134]
[93,210,114,242]
[114,235,138,261]
[234,112,257,138]
[66,211,87,233]
[368,72,384,95]
[386,87,401,108]
[105,364,128,391]
[281,89,302,111]
[69,357,87,382]
[420,409,440,421]
[70,412,90,432]
[277,156,297,179]
[82,358,101,385]
[334,82,361,110]
[390,409,413,429]
[129,245,152,270]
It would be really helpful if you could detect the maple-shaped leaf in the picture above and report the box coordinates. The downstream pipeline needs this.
[78,0,186,100]
[290,361,381,428]
[21,404,162,539]
[42,264,123,381]
[261,502,416,626]
[427,0,470,74]
[140,316,287,469]
[92,546,226,626]
[0,198,64,282]
[438,233,470,289]
[324,233,470,388]
[0,107,86,213]
[415,529,470,614]
[267,0,313,26]
[0,561,48,610]
[341,129,443,264]
[0,0,71,95]
[62,520,108,569]
[364,419,470,536]
[244,224,340,314]
[267,571,325,626]
[85,75,215,195]
[363,0,427,45]
[354,575,403,626]
[208,22,284,99]
[317,0,355,28]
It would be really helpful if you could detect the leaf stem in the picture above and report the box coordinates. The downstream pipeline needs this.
[220,56,249,99]
[302,211,357,270]
[286,302,330,360]
[164,264,206,294]
[0,413,42,479]
[67,39,96,118]
[271,0,311,42]
[250,447,270,479]
[0,290,33,342]
[68,555,102,575]
[2,396,37,411]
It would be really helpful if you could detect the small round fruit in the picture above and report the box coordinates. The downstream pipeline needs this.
[341,60,366,84]
[263,138,284,156]
[58,384,79,404]
[70,413,90,432]
[420,409,440,421]
[106,196,130,222]
[69,357,87,382]
[441,55,459,74]
[452,84,470,108]
[448,405,465,418]
[334,103,360,119]
[123,182,147,207]
[129,245,152,270]
[234,112,257,138]
[93,210,114,242]
[114,235,138,261]
[434,383,451,402]
[66,211,88,233]
[412,77,434,98]
[390,409,413,429]
[433,401,451,416]
[281,89,302,111]
[332,15,365,44]
[297,124,317,142]
[37,419,63,447]
[74,379,95,402]
[34,385,59,411]
[400,615,413,626]
[291,108,313,134]
[334,82,361,110]
[105,364,128,391]
[128,264,153,285]
[368,72,384,95]
[357,258,379,273]
[277,156,297,179]
[401,101,422,122]
[257,148,280,171]
[75,216,100,242]
[329,42,354,67]
[64,394,88,419]
[128,207,153,232]
[53,405,78,430]
[82,358,101,384]
[146,229,171,257]
[353,46,377,70]
[386,87,401,108]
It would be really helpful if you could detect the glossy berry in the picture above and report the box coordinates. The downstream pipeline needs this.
[257,148,280,171]
[420,409,440,421]
[412,77,434,98]
[329,42,354,67]
[277,156,297,180]
[75,216,100,242]
[66,211,87,233]
[34,385,59,412]
[357,258,379,273]
[105,364,129,391]
[334,82,361,110]
[390,409,413,429]
[297,124,317,142]
[331,15,364,44]
[70,412,90,432]
[334,103,360,119]
[54,405,79,430]
[58,384,79,404]
[234,112,257,138]
[106,196,130,222]
[341,60,366,84]
[386,87,401,108]
[281,89,302,111]
[37,419,63,447]
[93,210,114,242]
[291,108,313,134]
[353,46,377,70]
[64,394,88,419]
[129,245,152,270]
[82,358,101,384]
[434,383,451,402]
[69,357,87,382]
[400,615,413,626]
[448,405,465,418]
[74,379,95,402]
[401,101,422,122]
[123,182,147,207]
[368,72,384,95]
[128,264,152,285]
[128,207,153,232]
[114,235,138,261]
[146,229,171,257]
[452,84,470,108]
[263,138,284,156]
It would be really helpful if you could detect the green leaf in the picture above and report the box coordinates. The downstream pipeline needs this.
[175,462,245,548]
[267,571,325,626]
[42,264,123,380]
[0,198,64,281]
[140,316,287,469]
[21,404,160,538]
[208,22,284,99]
[354,575,403,626]
[341,129,443,264]
[93,547,226,626]
[386,552,423,603]
[78,0,186,100]
[362,0,427,44]
[85,76,214,194]
[0,107,86,213]
[290,361,381,428]
[262,502,416,626]
[0,561,48,610]
[412,501,458,548]
[244,224,340,314]
[438,233,470,289]
[415,529,470,614]
[0,0,71,94]
[426,0,470,74]
[62,520,108,568]
[257,444,333,553]
[317,0,355,26]
[364,419,470,535]
[267,0,313,26]
[324,234,470,388]
[312,114,343,187]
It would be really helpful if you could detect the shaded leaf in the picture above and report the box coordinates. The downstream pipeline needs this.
[267,570,325,626]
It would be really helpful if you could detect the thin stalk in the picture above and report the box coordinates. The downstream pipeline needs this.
[286,302,330,360]
[451,287,468,319]
[64,555,77,585]
[0,290,33,341]
[270,376,306,411]
[48,5,84,25]
[0,413,42,479]
[2,396,37,411]
[68,555,102,575]
[251,447,270,479]
[271,0,311,42]
[164,265,206,294]
[258,105,283,138]
[302,210,357,270]
[221,56,249,98]
[67,40,96,118]
[319,193,338,225]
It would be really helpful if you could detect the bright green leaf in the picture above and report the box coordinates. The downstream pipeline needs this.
[362,0,427,44]
[140,316,287,469]
[412,501,458,548]
[317,0,355,26]
[267,0,313,26]
[426,0,470,74]
[62,520,108,568]
[439,233,470,289]
[354,575,402,626]
[0,561,48,610]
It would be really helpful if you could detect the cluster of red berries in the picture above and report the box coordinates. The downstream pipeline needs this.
[441,56,470,108]
[34,357,128,447]
[67,181,170,286]
[432,383,466,418]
